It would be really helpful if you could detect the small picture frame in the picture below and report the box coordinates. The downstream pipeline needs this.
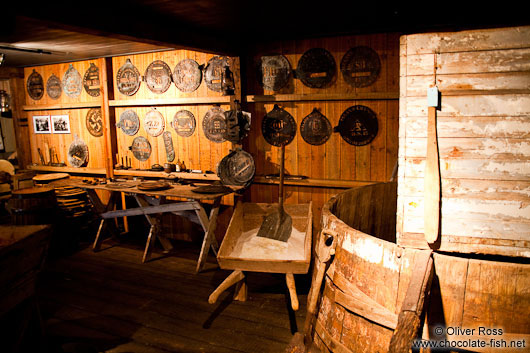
[33,115,51,134]
[51,114,71,134]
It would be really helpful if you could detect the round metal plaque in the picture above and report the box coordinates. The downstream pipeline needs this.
[162,131,175,162]
[67,135,89,167]
[46,74,62,100]
[217,148,255,187]
[145,60,172,94]
[86,108,103,137]
[261,104,296,147]
[335,105,378,146]
[204,56,230,92]
[131,136,152,161]
[27,70,44,100]
[83,63,101,97]
[202,106,227,143]
[173,59,202,92]
[117,109,140,136]
[296,48,336,88]
[258,54,291,91]
[144,108,165,137]
[340,46,381,88]
[172,110,196,137]
[300,108,332,146]
[62,64,82,98]
[116,59,141,96]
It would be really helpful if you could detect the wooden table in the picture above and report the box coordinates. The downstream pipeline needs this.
[50,178,235,273]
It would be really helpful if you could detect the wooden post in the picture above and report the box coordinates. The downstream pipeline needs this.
[99,57,115,179]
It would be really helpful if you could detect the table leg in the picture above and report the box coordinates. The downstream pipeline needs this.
[89,190,119,251]
[195,197,221,273]
[286,273,299,311]
[134,194,164,263]
[208,270,245,304]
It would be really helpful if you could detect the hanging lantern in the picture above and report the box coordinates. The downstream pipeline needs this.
[0,90,10,113]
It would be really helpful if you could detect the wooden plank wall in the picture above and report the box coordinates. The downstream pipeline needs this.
[244,33,400,229]
[397,26,530,258]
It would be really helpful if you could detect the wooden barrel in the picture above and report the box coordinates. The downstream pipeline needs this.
[312,182,530,353]
[8,186,58,225]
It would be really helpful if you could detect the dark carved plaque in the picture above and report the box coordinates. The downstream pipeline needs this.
[261,104,296,147]
[131,136,152,161]
[202,106,227,143]
[224,107,250,144]
[173,59,202,92]
[340,46,381,88]
[300,108,332,146]
[204,56,230,92]
[334,105,378,146]
[172,110,196,137]
[68,135,89,167]
[162,131,175,162]
[86,108,103,137]
[46,74,62,100]
[217,148,255,187]
[62,64,82,98]
[116,59,141,96]
[258,54,291,91]
[83,63,101,97]
[116,109,140,136]
[145,60,172,94]
[144,108,165,137]
[27,69,44,100]
[296,48,336,88]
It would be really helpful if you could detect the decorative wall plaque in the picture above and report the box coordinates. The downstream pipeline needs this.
[217,148,255,187]
[172,110,196,137]
[145,60,172,94]
[68,134,89,167]
[334,105,378,146]
[86,108,103,137]
[116,59,141,96]
[62,64,82,98]
[27,70,44,100]
[173,59,202,92]
[296,48,336,88]
[204,56,230,92]
[202,106,227,143]
[83,63,101,97]
[300,108,332,146]
[224,105,250,144]
[131,136,152,161]
[261,104,296,147]
[162,131,175,162]
[46,74,62,100]
[340,46,381,88]
[258,54,291,91]
[144,108,165,137]
[117,109,140,136]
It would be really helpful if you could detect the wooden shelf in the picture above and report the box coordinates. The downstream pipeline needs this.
[23,102,101,111]
[109,96,232,107]
[246,92,399,103]
[27,165,107,175]
[253,176,377,189]
[114,169,220,181]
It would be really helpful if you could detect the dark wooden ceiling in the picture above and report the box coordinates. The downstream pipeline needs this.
[2,0,528,67]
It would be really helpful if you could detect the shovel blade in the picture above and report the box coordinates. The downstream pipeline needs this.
[257,209,292,242]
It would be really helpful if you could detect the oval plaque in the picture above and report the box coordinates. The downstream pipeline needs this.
[296,48,336,88]
[131,136,152,161]
[202,106,227,143]
[173,59,202,92]
[217,148,255,187]
[145,60,172,94]
[27,70,44,100]
[300,108,332,146]
[68,135,89,167]
[46,74,62,100]
[144,108,165,137]
[62,64,82,98]
[335,105,378,146]
[261,104,296,147]
[340,46,381,88]
[116,59,141,96]
[204,56,230,92]
[83,63,101,97]
[116,109,140,136]
[172,110,196,137]
[86,108,103,137]
[258,54,291,91]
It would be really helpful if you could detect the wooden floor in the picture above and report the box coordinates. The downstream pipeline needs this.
[31,228,310,353]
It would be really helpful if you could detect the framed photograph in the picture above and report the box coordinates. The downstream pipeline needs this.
[51,114,71,134]
[33,115,51,134]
